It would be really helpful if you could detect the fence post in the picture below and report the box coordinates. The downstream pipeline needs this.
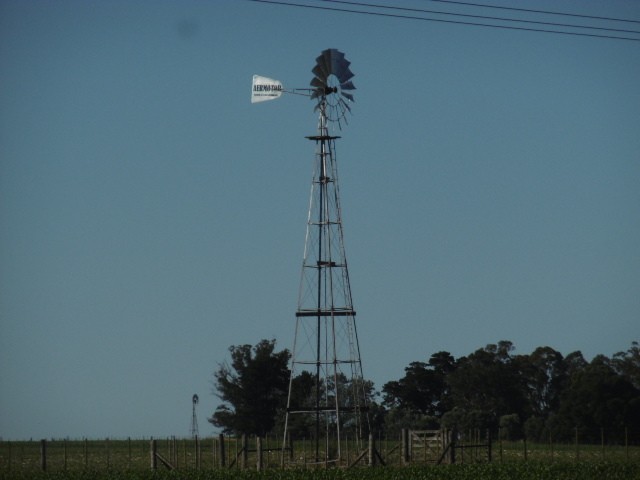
[150,439,157,470]
[401,428,409,465]
[40,439,47,472]
[626,427,629,461]
[449,429,456,465]
[486,429,492,463]
[368,434,375,467]
[241,434,248,470]
[288,432,294,462]
[575,427,579,462]
[256,436,263,471]
[345,434,350,466]
[218,434,226,468]
[193,435,200,470]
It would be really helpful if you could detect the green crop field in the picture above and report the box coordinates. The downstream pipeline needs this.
[1,462,640,480]
[2,438,639,479]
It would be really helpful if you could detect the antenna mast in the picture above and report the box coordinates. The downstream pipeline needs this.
[283,49,368,466]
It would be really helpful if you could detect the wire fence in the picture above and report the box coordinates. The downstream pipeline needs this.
[1,427,639,473]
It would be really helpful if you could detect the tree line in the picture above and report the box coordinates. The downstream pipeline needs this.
[209,339,640,443]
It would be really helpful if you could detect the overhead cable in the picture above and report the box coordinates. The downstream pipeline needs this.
[247,0,640,42]
[321,0,640,35]
[423,0,640,25]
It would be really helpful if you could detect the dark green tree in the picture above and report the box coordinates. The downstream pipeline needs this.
[209,339,290,436]
[518,346,568,418]
[382,351,456,417]
[446,341,527,430]
[556,354,640,441]
[612,341,640,389]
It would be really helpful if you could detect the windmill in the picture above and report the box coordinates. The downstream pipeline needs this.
[252,49,369,465]
[190,394,199,439]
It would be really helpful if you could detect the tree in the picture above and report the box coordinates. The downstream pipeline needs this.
[382,351,456,417]
[209,339,290,436]
[556,354,640,441]
[612,341,640,389]
[518,346,568,418]
[446,341,527,429]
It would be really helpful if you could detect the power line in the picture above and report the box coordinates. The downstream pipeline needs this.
[422,0,640,25]
[247,0,640,42]
[321,0,640,35]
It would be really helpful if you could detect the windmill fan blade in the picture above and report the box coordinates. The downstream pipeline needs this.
[312,63,327,82]
[334,58,353,81]
[331,52,347,74]
[340,81,356,91]
[336,68,354,84]
[341,91,354,103]
[323,49,338,74]
[311,77,327,89]
[318,52,332,79]
[339,98,352,113]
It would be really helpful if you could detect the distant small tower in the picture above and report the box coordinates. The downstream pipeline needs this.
[190,394,199,438]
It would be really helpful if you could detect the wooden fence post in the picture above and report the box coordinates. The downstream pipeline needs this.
[241,434,248,470]
[256,436,263,471]
[218,434,226,467]
[40,439,47,472]
[626,427,629,461]
[449,430,456,465]
[401,429,409,465]
[150,439,157,470]
[368,434,375,467]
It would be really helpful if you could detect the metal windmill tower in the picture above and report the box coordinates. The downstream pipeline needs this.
[280,49,369,465]
[190,394,199,439]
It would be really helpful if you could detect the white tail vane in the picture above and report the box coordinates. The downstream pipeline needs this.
[251,75,284,103]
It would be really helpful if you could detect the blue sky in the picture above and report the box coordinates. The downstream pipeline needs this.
[1,0,639,440]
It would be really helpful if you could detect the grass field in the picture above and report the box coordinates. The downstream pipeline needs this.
[1,462,640,480]
[1,437,639,479]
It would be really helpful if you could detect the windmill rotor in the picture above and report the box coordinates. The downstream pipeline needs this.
[310,48,355,127]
